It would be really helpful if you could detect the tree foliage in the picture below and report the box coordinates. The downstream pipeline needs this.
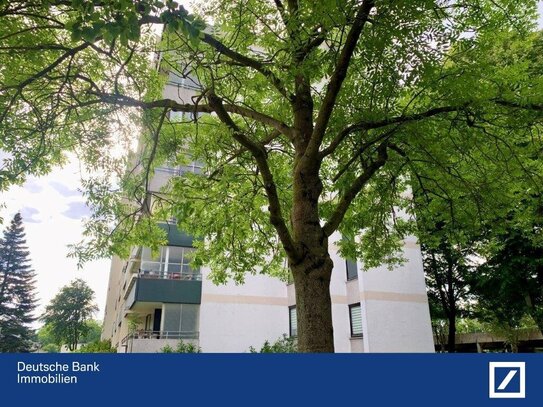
[36,323,61,353]
[41,278,98,351]
[77,339,116,353]
[80,319,103,344]
[37,319,103,352]
[249,334,298,353]
[0,213,38,352]
[2,0,543,351]
[160,340,201,353]
[422,237,475,352]
[470,228,543,335]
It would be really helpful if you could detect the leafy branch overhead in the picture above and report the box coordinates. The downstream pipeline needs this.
[2,0,543,352]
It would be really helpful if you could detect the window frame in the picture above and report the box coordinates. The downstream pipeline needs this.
[349,303,363,338]
[289,305,297,338]
[345,258,358,281]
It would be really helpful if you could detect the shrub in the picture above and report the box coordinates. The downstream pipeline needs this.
[77,340,116,353]
[249,334,297,353]
[160,340,201,353]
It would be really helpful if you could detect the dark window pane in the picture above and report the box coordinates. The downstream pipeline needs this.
[346,259,358,280]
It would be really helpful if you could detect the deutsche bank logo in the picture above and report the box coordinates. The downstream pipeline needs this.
[489,362,526,399]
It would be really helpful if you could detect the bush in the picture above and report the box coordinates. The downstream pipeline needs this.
[160,340,201,353]
[40,343,60,353]
[249,334,297,353]
[77,340,116,353]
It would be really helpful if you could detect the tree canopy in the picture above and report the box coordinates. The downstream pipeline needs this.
[41,278,98,351]
[2,0,543,351]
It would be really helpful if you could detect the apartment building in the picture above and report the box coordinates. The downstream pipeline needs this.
[101,69,435,353]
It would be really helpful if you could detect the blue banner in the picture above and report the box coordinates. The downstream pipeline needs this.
[0,354,542,406]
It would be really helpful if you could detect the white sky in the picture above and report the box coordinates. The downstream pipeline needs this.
[1,1,542,328]
[0,163,110,324]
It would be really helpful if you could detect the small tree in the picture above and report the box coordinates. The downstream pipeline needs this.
[41,279,98,351]
[0,213,38,352]
[81,320,103,344]
[37,323,60,353]
[421,238,475,353]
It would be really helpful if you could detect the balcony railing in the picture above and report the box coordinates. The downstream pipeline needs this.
[138,270,202,281]
[122,330,199,344]
[139,260,201,281]
[155,165,203,176]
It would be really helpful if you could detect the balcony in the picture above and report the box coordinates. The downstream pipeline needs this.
[157,223,194,247]
[139,260,201,280]
[125,261,202,309]
[149,164,203,192]
[122,330,199,353]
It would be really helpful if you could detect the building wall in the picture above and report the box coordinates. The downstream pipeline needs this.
[284,233,434,353]
[101,256,125,346]
[102,225,434,353]
[129,338,199,353]
[357,236,434,352]
[199,271,289,352]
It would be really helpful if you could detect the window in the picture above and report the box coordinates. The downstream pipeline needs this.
[162,304,199,334]
[141,246,198,277]
[341,234,358,280]
[349,303,363,337]
[346,259,358,280]
[289,306,297,337]
[169,110,203,123]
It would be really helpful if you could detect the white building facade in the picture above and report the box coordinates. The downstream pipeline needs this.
[102,228,434,352]
[101,69,435,353]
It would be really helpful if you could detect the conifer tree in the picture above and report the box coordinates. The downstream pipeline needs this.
[0,213,38,352]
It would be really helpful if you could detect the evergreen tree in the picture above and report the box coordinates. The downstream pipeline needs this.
[0,213,38,352]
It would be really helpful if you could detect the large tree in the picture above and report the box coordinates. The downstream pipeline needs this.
[2,1,543,351]
[0,213,38,352]
[41,278,98,351]
[471,228,543,335]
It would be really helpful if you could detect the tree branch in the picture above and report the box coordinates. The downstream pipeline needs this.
[2,42,90,92]
[331,126,398,183]
[493,99,543,111]
[201,33,292,101]
[91,91,294,138]
[141,15,292,101]
[207,93,299,260]
[143,108,168,213]
[306,0,375,157]
[320,104,466,158]
[207,130,282,180]
[323,141,388,237]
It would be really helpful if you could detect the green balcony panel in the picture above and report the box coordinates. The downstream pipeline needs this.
[127,278,202,309]
[158,223,194,247]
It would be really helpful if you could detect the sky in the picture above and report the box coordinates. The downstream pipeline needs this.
[0,163,111,324]
[1,2,543,328]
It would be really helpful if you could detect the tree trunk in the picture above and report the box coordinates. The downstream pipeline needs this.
[292,257,335,352]
[446,256,456,353]
[288,146,336,352]
[0,253,13,308]
[447,312,456,353]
